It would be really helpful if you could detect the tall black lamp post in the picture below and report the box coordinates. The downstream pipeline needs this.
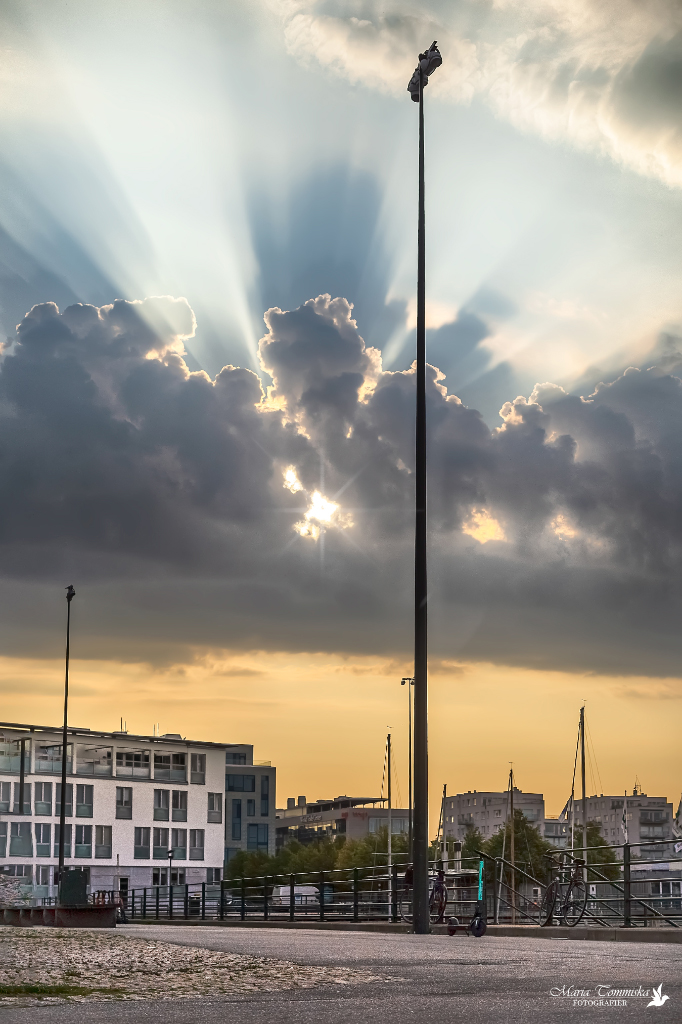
[57,585,76,891]
[406,41,442,935]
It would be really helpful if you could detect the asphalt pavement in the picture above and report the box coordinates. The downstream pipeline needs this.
[2,924,680,1023]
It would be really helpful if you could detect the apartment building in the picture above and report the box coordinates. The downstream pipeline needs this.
[443,789,545,840]
[561,788,674,846]
[275,795,410,850]
[0,722,276,899]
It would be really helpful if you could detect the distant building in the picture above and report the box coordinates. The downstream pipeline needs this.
[443,789,545,841]
[561,786,674,849]
[543,818,568,848]
[275,795,410,850]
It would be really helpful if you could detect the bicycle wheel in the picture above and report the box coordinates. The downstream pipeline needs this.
[562,878,587,927]
[429,881,447,924]
[539,879,559,926]
[399,888,413,924]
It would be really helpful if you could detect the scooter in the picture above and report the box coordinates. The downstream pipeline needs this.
[447,858,487,937]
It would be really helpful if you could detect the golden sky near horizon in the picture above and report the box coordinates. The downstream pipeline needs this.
[2,653,679,827]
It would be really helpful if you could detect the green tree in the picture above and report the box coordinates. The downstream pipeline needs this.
[337,827,409,872]
[581,821,620,882]
[485,810,555,883]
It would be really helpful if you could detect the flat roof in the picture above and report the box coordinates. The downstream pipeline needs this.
[0,721,252,751]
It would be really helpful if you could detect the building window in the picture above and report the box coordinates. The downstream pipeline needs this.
[232,799,242,840]
[154,752,186,783]
[227,774,255,792]
[76,784,93,817]
[9,822,32,857]
[153,867,185,886]
[35,823,51,857]
[134,827,151,859]
[0,822,6,858]
[172,790,187,821]
[34,782,52,815]
[116,749,150,779]
[225,753,247,765]
[12,782,31,815]
[77,745,113,777]
[35,742,71,774]
[0,737,31,772]
[171,829,187,860]
[0,781,10,814]
[153,828,169,859]
[75,824,92,857]
[190,753,206,785]
[55,783,73,817]
[115,786,133,819]
[154,789,170,821]
[54,824,72,858]
[247,824,268,852]
[260,775,269,817]
[246,799,256,817]
[35,866,50,889]
[96,825,112,858]
[189,829,205,860]
[207,868,221,883]
[207,793,222,823]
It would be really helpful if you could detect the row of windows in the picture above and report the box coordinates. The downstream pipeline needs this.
[0,865,223,887]
[0,782,222,823]
[0,742,210,784]
[225,823,269,854]
[230,793,269,840]
[0,822,207,861]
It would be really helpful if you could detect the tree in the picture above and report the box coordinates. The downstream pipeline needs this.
[485,810,555,883]
[582,821,620,882]
[337,827,409,872]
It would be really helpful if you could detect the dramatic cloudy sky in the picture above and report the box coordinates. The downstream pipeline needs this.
[1,0,681,814]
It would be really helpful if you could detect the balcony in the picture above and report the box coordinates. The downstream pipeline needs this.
[154,768,187,783]
[35,757,72,774]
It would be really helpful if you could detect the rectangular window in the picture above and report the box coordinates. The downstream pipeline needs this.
[207,793,222,823]
[153,789,170,820]
[75,824,92,857]
[0,821,7,857]
[34,781,53,815]
[13,782,31,814]
[35,822,51,857]
[227,774,255,792]
[172,790,187,821]
[76,784,94,817]
[9,822,32,857]
[35,742,71,774]
[35,865,50,888]
[153,827,169,859]
[190,752,206,785]
[55,783,74,817]
[246,799,255,817]
[95,825,112,858]
[134,826,151,859]
[54,823,72,858]
[260,775,269,816]
[232,798,242,840]
[225,753,247,765]
[0,736,30,772]
[77,744,113,777]
[0,780,10,813]
[247,823,269,852]
[154,751,186,783]
[116,749,150,778]
[116,786,133,819]
[207,868,221,883]
[152,868,167,886]
[171,828,187,860]
[189,829,205,860]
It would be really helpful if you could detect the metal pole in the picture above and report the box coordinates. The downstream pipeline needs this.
[413,60,429,937]
[580,706,587,882]
[509,768,515,926]
[408,681,413,856]
[387,733,392,918]
[57,585,75,891]
[623,843,631,927]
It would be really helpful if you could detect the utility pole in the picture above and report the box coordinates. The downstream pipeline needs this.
[57,585,76,891]
[509,766,515,926]
[387,733,392,915]
[406,39,442,937]
[580,705,587,882]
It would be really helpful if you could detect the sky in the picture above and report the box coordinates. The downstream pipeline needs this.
[1,0,681,820]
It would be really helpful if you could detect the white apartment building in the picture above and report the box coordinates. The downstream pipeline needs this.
[443,789,545,840]
[0,722,276,900]
[560,788,674,847]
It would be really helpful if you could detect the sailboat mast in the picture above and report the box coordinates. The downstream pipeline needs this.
[509,766,515,926]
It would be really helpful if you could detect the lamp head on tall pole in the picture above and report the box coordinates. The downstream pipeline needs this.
[65,585,76,603]
[407,41,442,101]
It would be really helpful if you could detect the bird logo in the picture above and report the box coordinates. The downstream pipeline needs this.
[647,984,669,1008]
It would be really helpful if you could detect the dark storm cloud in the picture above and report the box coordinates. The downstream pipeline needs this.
[3,292,682,675]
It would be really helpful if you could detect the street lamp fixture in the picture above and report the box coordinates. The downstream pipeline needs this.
[406,40,442,935]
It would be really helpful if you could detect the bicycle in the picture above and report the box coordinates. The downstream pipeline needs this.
[539,857,587,927]
[400,867,448,924]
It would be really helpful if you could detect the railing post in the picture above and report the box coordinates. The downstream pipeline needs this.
[220,880,225,920]
[289,873,295,922]
[131,889,136,918]
[201,881,205,920]
[240,876,246,921]
[142,887,147,919]
[263,876,268,921]
[156,885,160,919]
[623,844,631,928]
[319,871,325,922]
[493,860,499,924]
[353,868,359,922]
[391,863,398,922]
[169,883,174,919]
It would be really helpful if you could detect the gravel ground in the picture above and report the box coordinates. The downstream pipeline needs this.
[0,927,388,1006]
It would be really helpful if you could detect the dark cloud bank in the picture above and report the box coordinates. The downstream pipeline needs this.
[2,293,682,678]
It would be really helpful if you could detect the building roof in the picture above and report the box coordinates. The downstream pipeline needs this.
[0,721,250,752]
